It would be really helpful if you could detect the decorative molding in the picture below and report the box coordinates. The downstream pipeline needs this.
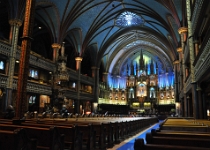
[178,27,188,34]
[176,47,182,53]
[191,0,204,32]
[194,38,210,80]
[0,41,55,71]
[0,75,52,95]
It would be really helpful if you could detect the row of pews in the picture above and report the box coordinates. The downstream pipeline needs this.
[134,117,210,150]
[0,116,158,150]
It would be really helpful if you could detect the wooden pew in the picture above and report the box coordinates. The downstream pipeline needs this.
[0,117,158,150]
[102,122,114,148]
[22,120,94,150]
[134,138,210,150]
[77,124,94,150]
[0,128,37,150]
[150,128,210,139]
[19,122,81,150]
[0,124,64,150]
[145,132,210,148]
[92,123,106,150]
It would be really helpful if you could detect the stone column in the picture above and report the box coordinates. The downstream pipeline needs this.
[5,59,9,76]
[51,43,60,107]
[194,40,199,57]
[186,0,198,119]
[5,19,22,110]
[177,47,183,89]
[102,72,108,89]
[15,0,36,119]
[91,66,99,103]
[173,60,179,101]
[178,27,188,117]
[185,66,189,78]
[75,57,82,114]
[186,95,190,117]
[51,43,61,63]
[196,83,203,119]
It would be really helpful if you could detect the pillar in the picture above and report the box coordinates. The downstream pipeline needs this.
[186,0,198,119]
[186,95,190,117]
[194,39,199,57]
[15,0,36,119]
[75,57,82,114]
[102,72,108,89]
[177,47,183,89]
[5,19,22,110]
[91,66,99,103]
[178,27,188,117]
[185,66,189,78]
[51,43,61,107]
[196,83,203,119]
[51,43,61,63]
[173,60,180,116]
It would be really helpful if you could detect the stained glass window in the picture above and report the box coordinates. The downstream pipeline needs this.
[115,11,145,27]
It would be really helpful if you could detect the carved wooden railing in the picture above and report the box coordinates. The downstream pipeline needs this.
[0,74,52,95]
[0,40,94,85]
[191,0,205,33]
[194,38,210,81]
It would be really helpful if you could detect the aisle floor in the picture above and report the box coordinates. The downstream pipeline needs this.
[107,121,161,150]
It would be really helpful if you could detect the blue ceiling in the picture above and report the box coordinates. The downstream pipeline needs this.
[2,0,183,76]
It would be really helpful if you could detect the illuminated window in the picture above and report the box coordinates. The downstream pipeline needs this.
[29,95,36,103]
[29,68,38,79]
[0,61,4,70]
[115,11,145,27]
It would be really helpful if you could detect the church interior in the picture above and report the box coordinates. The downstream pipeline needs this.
[0,0,210,150]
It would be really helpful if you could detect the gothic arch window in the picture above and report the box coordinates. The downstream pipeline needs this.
[129,88,134,98]
[150,87,156,98]
[160,92,164,99]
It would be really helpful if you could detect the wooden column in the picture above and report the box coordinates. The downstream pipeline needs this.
[92,66,99,103]
[178,27,188,117]
[6,19,22,109]
[173,60,179,103]
[51,43,61,63]
[194,40,199,57]
[15,0,36,119]
[75,57,82,114]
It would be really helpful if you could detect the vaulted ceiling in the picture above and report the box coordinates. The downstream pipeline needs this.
[0,0,183,78]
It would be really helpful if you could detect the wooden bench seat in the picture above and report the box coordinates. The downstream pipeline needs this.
[146,132,210,148]
[21,119,110,150]
[0,124,64,150]
[23,119,99,150]
[151,129,210,139]
[134,138,210,150]
[19,122,81,150]
[0,128,37,150]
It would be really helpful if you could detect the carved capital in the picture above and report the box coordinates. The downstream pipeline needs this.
[178,27,188,34]
[177,47,182,53]
[9,19,22,27]
[173,60,179,65]
[75,57,83,62]
[51,43,61,49]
